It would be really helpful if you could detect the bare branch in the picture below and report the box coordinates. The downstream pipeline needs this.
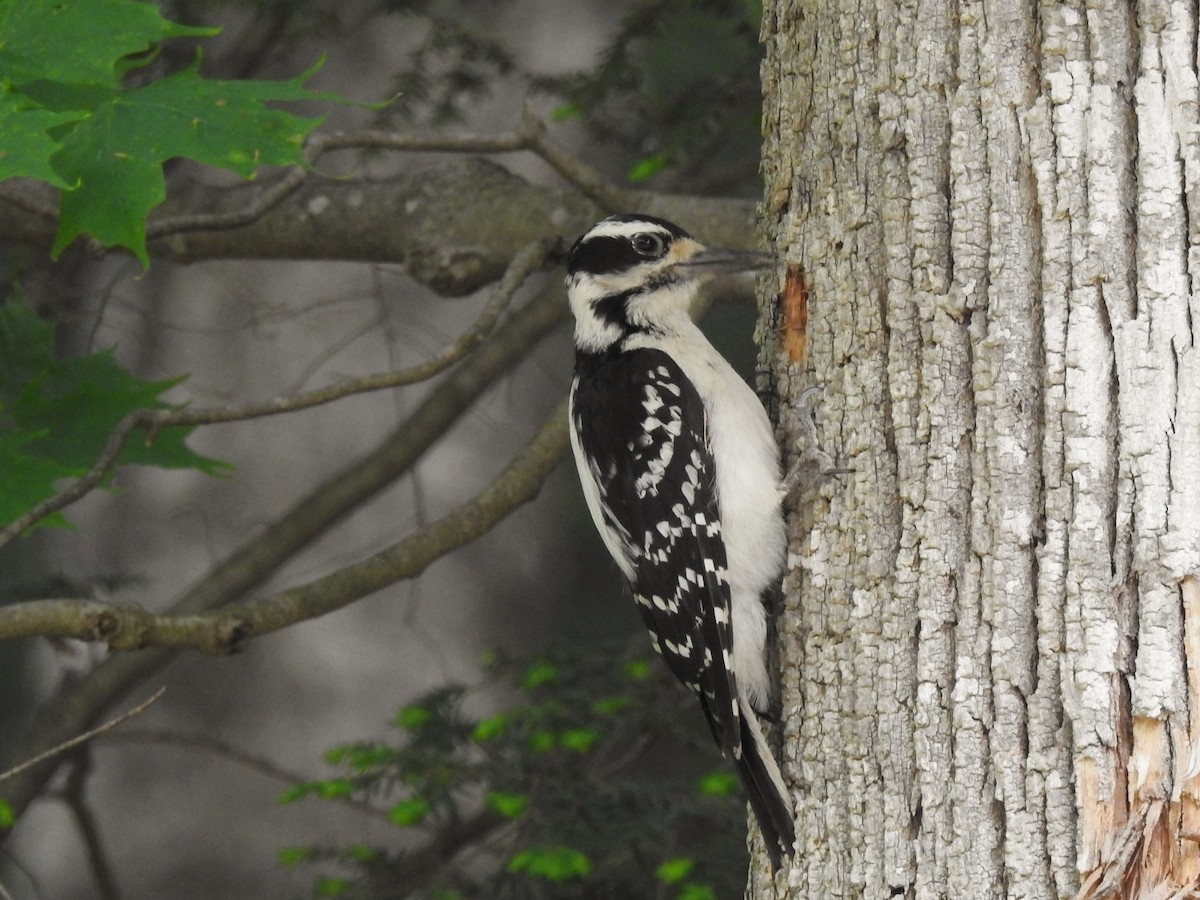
[515,104,640,210]
[61,753,121,900]
[0,402,569,653]
[99,730,394,824]
[0,688,165,785]
[0,238,554,547]
[155,237,554,427]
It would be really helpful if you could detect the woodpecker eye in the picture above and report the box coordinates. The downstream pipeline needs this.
[631,232,667,259]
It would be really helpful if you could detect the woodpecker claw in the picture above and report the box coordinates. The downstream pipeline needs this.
[783,383,850,506]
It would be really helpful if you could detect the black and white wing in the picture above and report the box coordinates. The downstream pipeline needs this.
[569,347,742,757]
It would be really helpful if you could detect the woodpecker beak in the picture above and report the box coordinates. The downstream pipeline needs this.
[674,242,772,279]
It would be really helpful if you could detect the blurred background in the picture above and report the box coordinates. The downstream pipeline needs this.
[0,1,767,896]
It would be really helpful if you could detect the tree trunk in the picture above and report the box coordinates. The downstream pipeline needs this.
[757,0,1200,897]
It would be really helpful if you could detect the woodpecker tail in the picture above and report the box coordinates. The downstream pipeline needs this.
[737,707,795,871]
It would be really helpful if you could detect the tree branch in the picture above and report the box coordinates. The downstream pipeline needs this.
[143,105,637,241]
[0,402,568,652]
[0,238,553,547]
[0,147,757,294]
[0,280,566,822]
[0,688,165,785]
[60,753,121,900]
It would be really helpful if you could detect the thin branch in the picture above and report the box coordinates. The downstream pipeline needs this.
[98,730,393,824]
[61,753,121,900]
[0,404,569,653]
[154,237,552,427]
[515,104,640,210]
[0,239,553,548]
[145,107,636,241]
[0,410,149,550]
[0,688,165,784]
[0,279,567,822]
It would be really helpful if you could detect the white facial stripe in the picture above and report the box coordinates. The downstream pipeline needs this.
[582,220,674,241]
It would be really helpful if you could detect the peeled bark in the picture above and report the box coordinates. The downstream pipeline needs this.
[758,0,1200,896]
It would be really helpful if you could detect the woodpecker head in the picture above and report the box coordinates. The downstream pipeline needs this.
[566,214,768,353]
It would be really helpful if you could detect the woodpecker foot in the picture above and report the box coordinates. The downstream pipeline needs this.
[783,384,851,506]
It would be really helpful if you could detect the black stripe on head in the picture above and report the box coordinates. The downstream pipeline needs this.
[567,215,692,277]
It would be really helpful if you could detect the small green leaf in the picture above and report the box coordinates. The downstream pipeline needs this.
[528,730,556,753]
[315,778,354,800]
[696,770,738,797]
[591,694,631,715]
[486,791,528,819]
[395,704,433,730]
[0,799,14,829]
[276,846,312,868]
[344,844,378,862]
[550,102,582,122]
[315,876,352,896]
[656,857,695,884]
[627,152,671,183]
[388,797,429,827]
[677,883,718,900]
[322,742,394,772]
[521,660,559,691]
[278,783,315,805]
[559,728,599,753]
[507,846,592,883]
[470,713,509,743]
[621,659,651,681]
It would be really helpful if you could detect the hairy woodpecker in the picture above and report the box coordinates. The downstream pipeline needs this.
[565,214,794,867]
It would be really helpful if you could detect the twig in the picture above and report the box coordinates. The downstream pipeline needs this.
[155,237,551,427]
[98,730,393,824]
[0,688,166,784]
[145,107,635,240]
[61,752,121,900]
[0,282,568,821]
[0,402,569,653]
[0,239,553,548]
[0,410,150,550]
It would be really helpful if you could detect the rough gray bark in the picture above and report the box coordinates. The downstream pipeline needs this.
[758,0,1200,897]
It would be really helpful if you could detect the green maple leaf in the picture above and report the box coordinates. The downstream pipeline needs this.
[0,0,216,88]
[51,57,331,264]
[0,300,229,533]
[0,90,78,186]
[0,0,348,266]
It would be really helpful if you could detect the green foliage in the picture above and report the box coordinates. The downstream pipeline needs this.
[276,644,745,899]
[506,846,592,882]
[485,790,528,820]
[656,857,695,884]
[0,0,339,264]
[278,846,315,868]
[388,797,430,827]
[315,876,353,896]
[0,297,228,532]
[0,798,14,829]
[697,770,739,797]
